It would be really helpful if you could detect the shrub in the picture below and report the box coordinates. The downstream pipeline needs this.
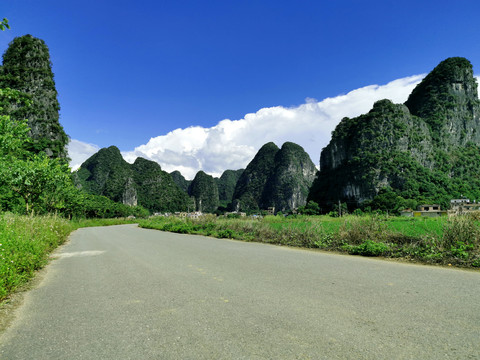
[343,240,390,256]
[442,216,480,249]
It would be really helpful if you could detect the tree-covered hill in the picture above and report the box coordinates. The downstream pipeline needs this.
[132,157,190,212]
[231,142,317,213]
[188,171,219,213]
[308,57,480,212]
[0,35,68,159]
[170,170,191,192]
[73,146,189,213]
[216,169,244,207]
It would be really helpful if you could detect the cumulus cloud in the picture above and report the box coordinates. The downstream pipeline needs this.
[69,74,426,179]
[67,139,100,171]
[121,74,424,179]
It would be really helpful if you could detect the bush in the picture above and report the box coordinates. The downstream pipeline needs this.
[442,216,480,248]
[343,240,390,256]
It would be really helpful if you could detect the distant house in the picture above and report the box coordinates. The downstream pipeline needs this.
[449,199,480,215]
[187,211,203,219]
[451,198,470,205]
[401,205,447,217]
[266,207,275,216]
[400,208,414,217]
[225,212,247,217]
[417,204,441,212]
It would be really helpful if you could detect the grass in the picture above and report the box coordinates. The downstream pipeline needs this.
[2,212,479,302]
[139,214,480,268]
[0,213,74,300]
[0,214,138,301]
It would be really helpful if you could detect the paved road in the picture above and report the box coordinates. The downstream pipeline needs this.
[1,224,479,359]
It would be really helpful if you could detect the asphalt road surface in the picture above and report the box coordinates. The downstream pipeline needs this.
[1,224,479,359]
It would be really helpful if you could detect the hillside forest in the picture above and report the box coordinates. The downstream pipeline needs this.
[2,33,480,217]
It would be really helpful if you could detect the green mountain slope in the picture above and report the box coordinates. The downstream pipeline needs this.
[170,170,191,192]
[231,142,279,212]
[232,142,317,213]
[73,146,189,213]
[308,57,480,211]
[216,169,244,207]
[132,158,190,212]
[0,35,68,158]
[188,171,219,213]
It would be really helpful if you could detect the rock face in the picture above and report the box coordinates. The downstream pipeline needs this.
[405,57,480,147]
[308,57,480,210]
[188,171,219,213]
[232,142,317,213]
[231,142,279,212]
[265,142,317,212]
[73,146,189,212]
[0,35,68,158]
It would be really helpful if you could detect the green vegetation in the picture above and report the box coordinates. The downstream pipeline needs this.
[231,142,316,213]
[309,58,480,213]
[74,146,190,213]
[216,169,244,208]
[170,170,191,192]
[132,157,190,212]
[0,213,74,300]
[0,35,68,158]
[139,214,480,268]
[0,27,152,301]
[405,57,479,141]
[0,18,10,31]
[0,213,139,301]
[0,103,147,218]
[2,30,480,310]
[189,171,219,213]
[232,142,279,212]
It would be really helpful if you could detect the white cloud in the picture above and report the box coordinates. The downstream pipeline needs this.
[67,139,100,171]
[121,74,424,179]
[69,74,426,179]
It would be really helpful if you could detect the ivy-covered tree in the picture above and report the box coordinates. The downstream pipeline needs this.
[0,34,68,159]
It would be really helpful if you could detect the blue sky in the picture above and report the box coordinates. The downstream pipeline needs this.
[2,0,480,178]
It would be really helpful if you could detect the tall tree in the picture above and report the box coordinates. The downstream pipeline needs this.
[0,34,68,158]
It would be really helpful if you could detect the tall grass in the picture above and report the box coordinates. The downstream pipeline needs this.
[0,213,75,300]
[0,214,139,301]
[139,214,480,268]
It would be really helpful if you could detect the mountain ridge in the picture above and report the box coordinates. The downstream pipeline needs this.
[308,57,480,211]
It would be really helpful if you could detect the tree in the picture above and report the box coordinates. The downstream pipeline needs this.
[0,88,32,158]
[0,35,68,158]
[301,200,321,215]
[0,18,10,31]
[0,87,74,214]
